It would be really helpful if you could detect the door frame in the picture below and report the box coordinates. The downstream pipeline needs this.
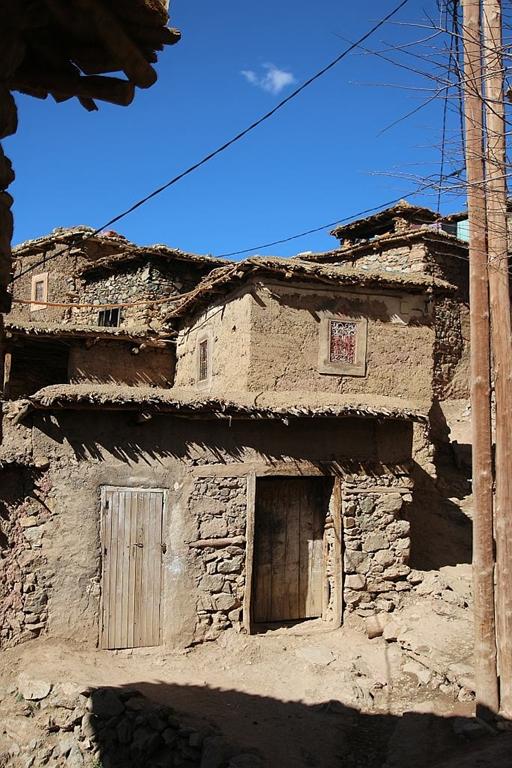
[243,472,342,634]
[98,485,168,650]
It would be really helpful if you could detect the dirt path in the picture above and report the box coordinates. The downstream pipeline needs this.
[0,607,491,768]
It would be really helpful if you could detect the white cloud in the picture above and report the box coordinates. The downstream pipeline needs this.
[241,63,296,95]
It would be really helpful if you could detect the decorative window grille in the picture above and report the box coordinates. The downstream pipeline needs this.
[198,339,209,381]
[329,320,357,365]
[98,308,121,327]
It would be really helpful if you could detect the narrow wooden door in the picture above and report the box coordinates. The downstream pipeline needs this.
[100,487,164,649]
[253,477,326,623]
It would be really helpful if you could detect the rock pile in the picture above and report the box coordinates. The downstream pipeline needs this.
[0,677,264,768]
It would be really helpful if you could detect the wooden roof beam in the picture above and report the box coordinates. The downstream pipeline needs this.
[10,68,135,106]
[73,0,158,88]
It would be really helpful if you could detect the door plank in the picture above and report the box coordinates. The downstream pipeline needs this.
[253,478,327,624]
[305,482,325,618]
[101,487,164,649]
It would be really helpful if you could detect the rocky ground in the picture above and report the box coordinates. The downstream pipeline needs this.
[0,562,510,768]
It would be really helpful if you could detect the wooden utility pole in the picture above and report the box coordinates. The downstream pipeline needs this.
[462,0,499,716]
[482,0,512,717]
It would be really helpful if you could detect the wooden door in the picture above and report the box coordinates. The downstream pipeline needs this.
[100,487,164,649]
[253,477,326,623]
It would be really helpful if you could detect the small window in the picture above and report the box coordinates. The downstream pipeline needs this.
[98,308,121,327]
[30,273,48,312]
[318,314,367,377]
[198,339,209,382]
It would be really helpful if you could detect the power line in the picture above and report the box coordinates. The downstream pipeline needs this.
[215,193,427,258]
[11,0,410,284]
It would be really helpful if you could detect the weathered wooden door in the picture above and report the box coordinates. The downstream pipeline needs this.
[100,487,164,649]
[252,477,326,623]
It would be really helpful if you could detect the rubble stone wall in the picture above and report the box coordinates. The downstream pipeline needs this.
[72,263,200,329]
[9,242,100,324]
[341,472,413,617]
[0,467,54,649]
[433,296,468,399]
[0,410,416,650]
[333,240,427,274]
[188,477,247,641]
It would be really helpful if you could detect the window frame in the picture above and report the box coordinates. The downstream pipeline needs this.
[98,307,121,328]
[318,313,368,377]
[30,272,49,312]
[196,330,213,387]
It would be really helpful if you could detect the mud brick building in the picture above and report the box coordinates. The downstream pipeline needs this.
[0,203,472,651]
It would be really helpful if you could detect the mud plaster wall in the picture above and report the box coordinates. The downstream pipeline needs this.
[1,411,414,649]
[68,343,175,387]
[9,241,119,324]
[175,291,252,392]
[248,283,434,399]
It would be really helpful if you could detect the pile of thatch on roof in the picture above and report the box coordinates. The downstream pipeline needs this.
[26,383,429,423]
[4,320,175,346]
[166,255,456,321]
[77,241,229,277]
[2,0,180,110]
[330,201,440,243]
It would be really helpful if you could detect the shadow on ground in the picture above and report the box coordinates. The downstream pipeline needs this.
[86,681,512,768]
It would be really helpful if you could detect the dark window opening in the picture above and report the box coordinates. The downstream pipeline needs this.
[198,339,209,382]
[34,279,45,302]
[6,340,70,399]
[98,308,121,327]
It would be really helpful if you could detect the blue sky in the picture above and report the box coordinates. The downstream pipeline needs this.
[6,0,462,258]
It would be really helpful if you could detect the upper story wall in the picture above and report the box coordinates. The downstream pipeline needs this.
[174,290,252,392]
[248,282,434,401]
[330,238,429,275]
[68,260,204,329]
[8,237,102,324]
[174,279,436,403]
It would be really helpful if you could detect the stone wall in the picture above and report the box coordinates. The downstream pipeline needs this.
[341,471,414,617]
[188,477,247,641]
[335,240,427,274]
[71,262,201,329]
[0,467,53,649]
[433,296,468,399]
[0,408,417,651]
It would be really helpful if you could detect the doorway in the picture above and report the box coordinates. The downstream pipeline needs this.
[252,476,333,625]
[100,487,165,649]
